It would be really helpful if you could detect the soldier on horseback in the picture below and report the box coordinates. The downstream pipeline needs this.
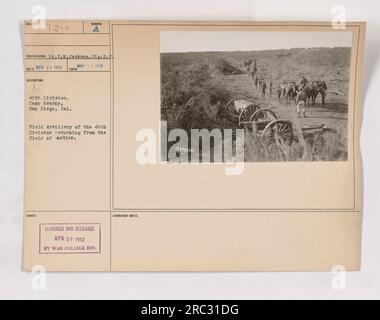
[299,75,308,89]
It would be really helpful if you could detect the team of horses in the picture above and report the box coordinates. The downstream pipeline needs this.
[277,81,327,117]
[244,58,328,118]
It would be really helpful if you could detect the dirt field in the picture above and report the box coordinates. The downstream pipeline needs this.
[161,47,351,162]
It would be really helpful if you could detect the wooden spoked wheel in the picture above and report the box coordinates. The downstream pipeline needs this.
[238,104,261,125]
[261,120,293,145]
[224,98,239,111]
[261,120,293,160]
[249,109,278,122]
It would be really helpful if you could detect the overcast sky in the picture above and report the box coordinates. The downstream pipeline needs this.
[160,31,352,53]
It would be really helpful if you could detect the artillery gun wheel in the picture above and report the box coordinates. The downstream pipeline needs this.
[261,120,293,160]
[261,120,293,145]
[239,104,261,125]
[249,108,278,122]
[225,98,239,111]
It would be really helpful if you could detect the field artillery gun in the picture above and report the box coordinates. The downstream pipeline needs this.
[226,98,327,160]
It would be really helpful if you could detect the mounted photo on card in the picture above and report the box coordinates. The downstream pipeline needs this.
[23,21,365,272]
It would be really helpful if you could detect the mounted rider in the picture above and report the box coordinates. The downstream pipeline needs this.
[299,76,308,89]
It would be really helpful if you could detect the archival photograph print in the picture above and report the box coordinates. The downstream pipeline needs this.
[160,30,352,162]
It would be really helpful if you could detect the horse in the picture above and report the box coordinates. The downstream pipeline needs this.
[285,82,298,107]
[310,81,327,105]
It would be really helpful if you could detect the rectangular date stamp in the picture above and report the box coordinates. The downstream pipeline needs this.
[39,223,101,254]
